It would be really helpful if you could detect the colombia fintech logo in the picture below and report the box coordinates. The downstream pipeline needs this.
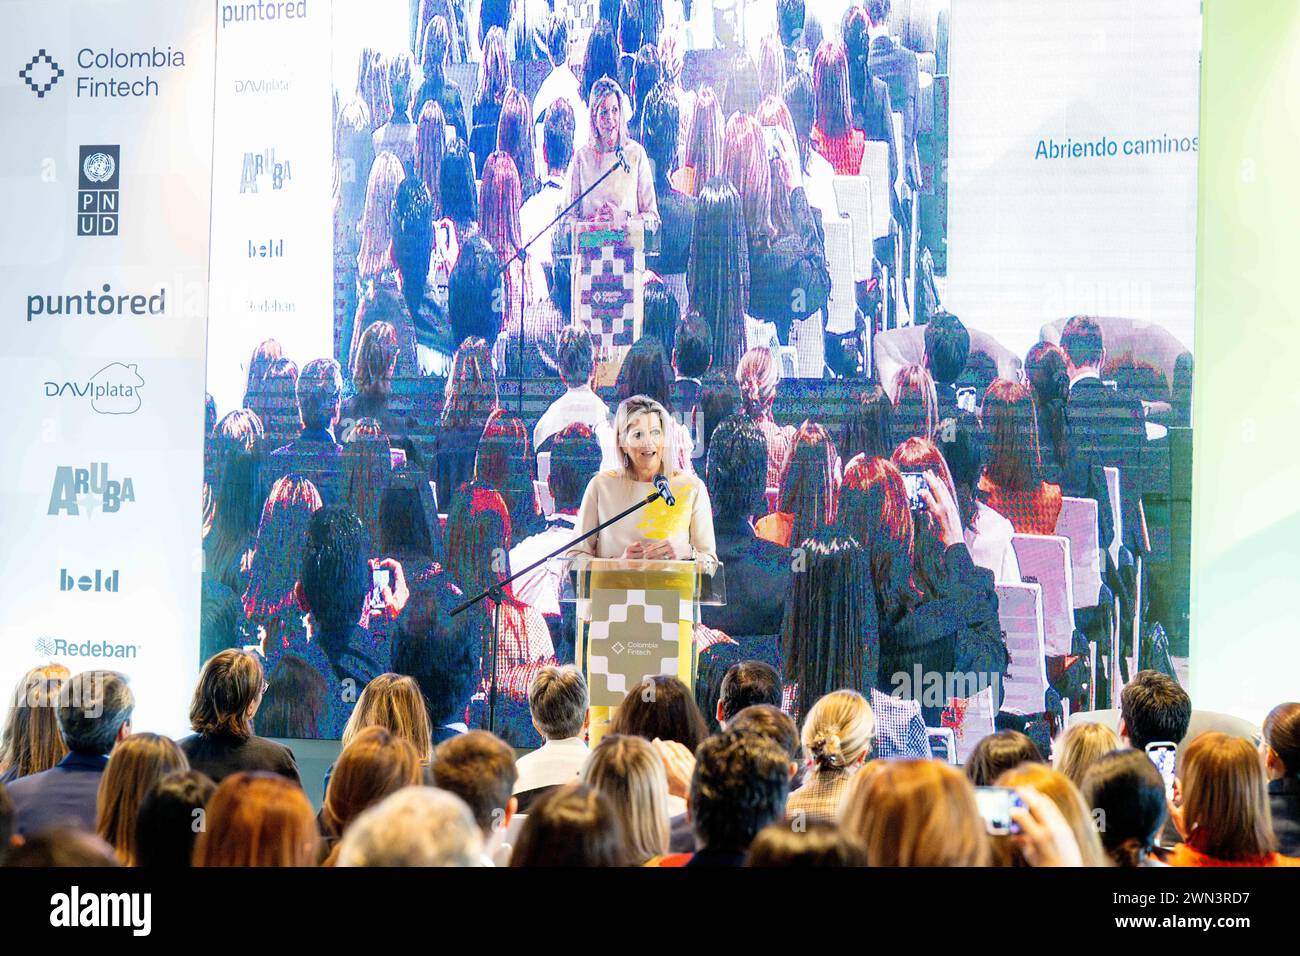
[19,49,63,97]
[78,145,120,236]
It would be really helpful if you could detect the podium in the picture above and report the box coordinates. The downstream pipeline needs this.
[559,557,725,710]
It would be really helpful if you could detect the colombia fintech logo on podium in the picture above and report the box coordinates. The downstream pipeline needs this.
[78,145,121,236]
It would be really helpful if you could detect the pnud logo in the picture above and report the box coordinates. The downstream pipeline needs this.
[78,145,121,237]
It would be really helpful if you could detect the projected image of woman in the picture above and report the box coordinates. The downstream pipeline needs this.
[567,76,659,228]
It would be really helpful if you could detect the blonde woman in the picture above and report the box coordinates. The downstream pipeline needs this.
[996,762,1109,866]
[582,734,671,865]
[786,690,876,824]
[1052,722,1120,789]
[0,664,70,783]
[95,733,189,865]
[341,673,435,766]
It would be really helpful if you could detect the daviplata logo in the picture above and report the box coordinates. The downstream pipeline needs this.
[240,148,292,193]
[44,363,145,415]
[27,284,166,322]
[222,0,309,27]
[35,638,139,660]
[233,77,291,95]
[249,238,284,258]
[60,569,120,593]
[19,49,63,97]
[48,463,136,517]
[78,145,120,236]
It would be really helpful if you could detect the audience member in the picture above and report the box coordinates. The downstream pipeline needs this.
[242,476,322,658]
[431,730,519,865]
[134,771,216,868]
[964,729,1043,787]
[786,690,876,823]
[321,727,423,865]
[609,676,709,755]
[996,763,1109,867]
[980,379,1063,534]
[678,87,724,197]
[340,673,435,767]
[932,414,1022,583]
[336,786,482,866]
[95,733,188,865]
[520,96,573,279]
[434,338,499,510]
[1118,670,1192,751]
[641,81,695,294]
[582,734,671,865]
[510,783,628,867]
[1262,702,1300,856]
[924,312,971,420]
[736,347,795,488]
[748,819,868,867]
[4,828,119,868]
[193,771,319,867]
[476,408,544,539]
[839,386,895,465]
[689,179,756,374]
[1080,749,1168,867]
[717,663,782,729]
[391,584,477,743]
[1053,722,1121,789]
[514,666,590,803]
[892,363,940,442]
[811,41,865,175]
[758,422,838,548]
[0,664,70,784]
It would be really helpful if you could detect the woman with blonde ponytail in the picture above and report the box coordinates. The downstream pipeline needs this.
[736,347,794,489]
[785,690,876,824]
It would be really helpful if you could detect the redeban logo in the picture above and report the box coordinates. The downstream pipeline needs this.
[34,636,139,660]
[44,362,145,415]
[50,886,150,936]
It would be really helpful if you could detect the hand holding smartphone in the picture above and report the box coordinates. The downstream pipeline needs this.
[975,786,1024,835]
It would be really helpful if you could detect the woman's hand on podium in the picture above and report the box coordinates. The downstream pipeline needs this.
[653,738,695,800]
[622,539,688,561]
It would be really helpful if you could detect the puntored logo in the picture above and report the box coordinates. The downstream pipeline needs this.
[78,145,120,236]
[19,49,63,97]
[34,637,138,660]
[48,463,136,517]
[221,0,309,27]
[27,284,166,323]
[44,363,145,415]
[240,147,292,193]
[60,568,120,593]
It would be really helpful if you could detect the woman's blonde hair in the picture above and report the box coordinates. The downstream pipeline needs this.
[193,771,320,867]
[841,760,990,866]
[996,762,1109,866]
[341,673,435,765]
[800,689,875,774]
[582,734,670,865]
[95,733,189,865]
[1052,722,1120,789]
[0,664,70,779]
[736,347,779,419]
[322,726,423,849]
[612,395,679,478]
[1178,731,1277,861]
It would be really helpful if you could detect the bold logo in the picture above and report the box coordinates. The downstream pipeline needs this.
[48,463,136,517]
[248,238,284,258]
[20,49,63,97]
[60,569,120,593]
[44,363,145,415]
[78,145,120,237]
[34,638,139,660]
[239,148,292,193]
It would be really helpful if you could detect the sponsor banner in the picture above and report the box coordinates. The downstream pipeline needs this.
[0,0,215,736]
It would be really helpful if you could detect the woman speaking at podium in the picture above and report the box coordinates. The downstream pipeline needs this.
[570,395,716,563]
[567,77,661,229]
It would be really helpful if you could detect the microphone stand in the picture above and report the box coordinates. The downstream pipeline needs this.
[450,483,667,736]
[500,149,630,413]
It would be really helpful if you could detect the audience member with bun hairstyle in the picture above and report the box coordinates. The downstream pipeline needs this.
[1262,702,1300,857]
[736,346,795,489]
[785,690,876,823]
[757,421,839,549]
[193,772,320,868]
[980,378,1064,534]
[1080,748,1169,867]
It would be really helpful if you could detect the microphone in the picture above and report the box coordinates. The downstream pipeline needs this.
[614,143,631,174]
[653,474,675,507]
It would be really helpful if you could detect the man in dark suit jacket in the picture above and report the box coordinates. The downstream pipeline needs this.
[924,310,970,424]
[271,357,344,460]
[6,670,134,837]
[669,314,711,452]
[866,1,920,152]
[700,417,790,638]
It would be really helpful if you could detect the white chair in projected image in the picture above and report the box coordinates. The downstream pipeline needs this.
[1009,533,1082,705]
[1053,495,1120,704]
[857,141,900,328]
[996,581,1051,721]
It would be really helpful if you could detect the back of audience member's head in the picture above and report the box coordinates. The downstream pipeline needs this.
[890,436,961,600]
[718,662,781,726]
[448,239,505,352]
[699,382,737,460]
[842,760,989,866]
[923,311,970,385]
[800,689,876,776]
[1060,315,1105,370]
[673,312,712,379]
[1080,749,1167,867]
[1178,732,1276,861]
[748,819,866,867]
[1,663,70,779]
[780,422,840,546]
[982,378,1042,492]
[299,506,371,642]
[193,771,319,867]
[893,363,939,441]
[777,0,805,46]
[257,655,328,739]
[995,762,1108,867]
[1119,670,1192,751]
[582,735,669,865]
[722,112,775,244]
[243,475,323,620]
[964,729,1044,786]
[352,320,402,402]
[59,670,134,757]
[442,336,499,428]
[542,95,576,176]
[707,416,768,522]
[392,584,477,728]
[812,40,852,139]
[641,277,679,355]
[4,828,119,868]
[323,726,423,841]
[341,673,434,766]
[691,730,791,855]
[1262,702,1300,779]
[548,423,603,513]
[1053,722,1121,789]
[555,326,595,389]
[510,783,628,867]
[528,665,589,741]
[441,137,479,225]
[295,357,343,432]
[640,80,679,179]
[684,87,725,186]
[609,675,709,752]
[431,730,518,838]
[722,51,761,118]
[189,648,263,741]
[336,787,482,867]
[378,478,440,562]
[839,386,894,464]
[632,43,661,117]
[582,21,620,102]
[932,412,985,533]
[243,338,283,409]
[688,178,749,373]
[615,336,673,408]
[392,176,434,296]
[728,705,801,764]
[134,771,217,868]
[95,733,189,865]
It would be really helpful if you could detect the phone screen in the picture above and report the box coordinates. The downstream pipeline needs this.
[974,786,1023,835]
[1146,742,1177,799]
[901,471,927,511]
[369,567,393,610]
